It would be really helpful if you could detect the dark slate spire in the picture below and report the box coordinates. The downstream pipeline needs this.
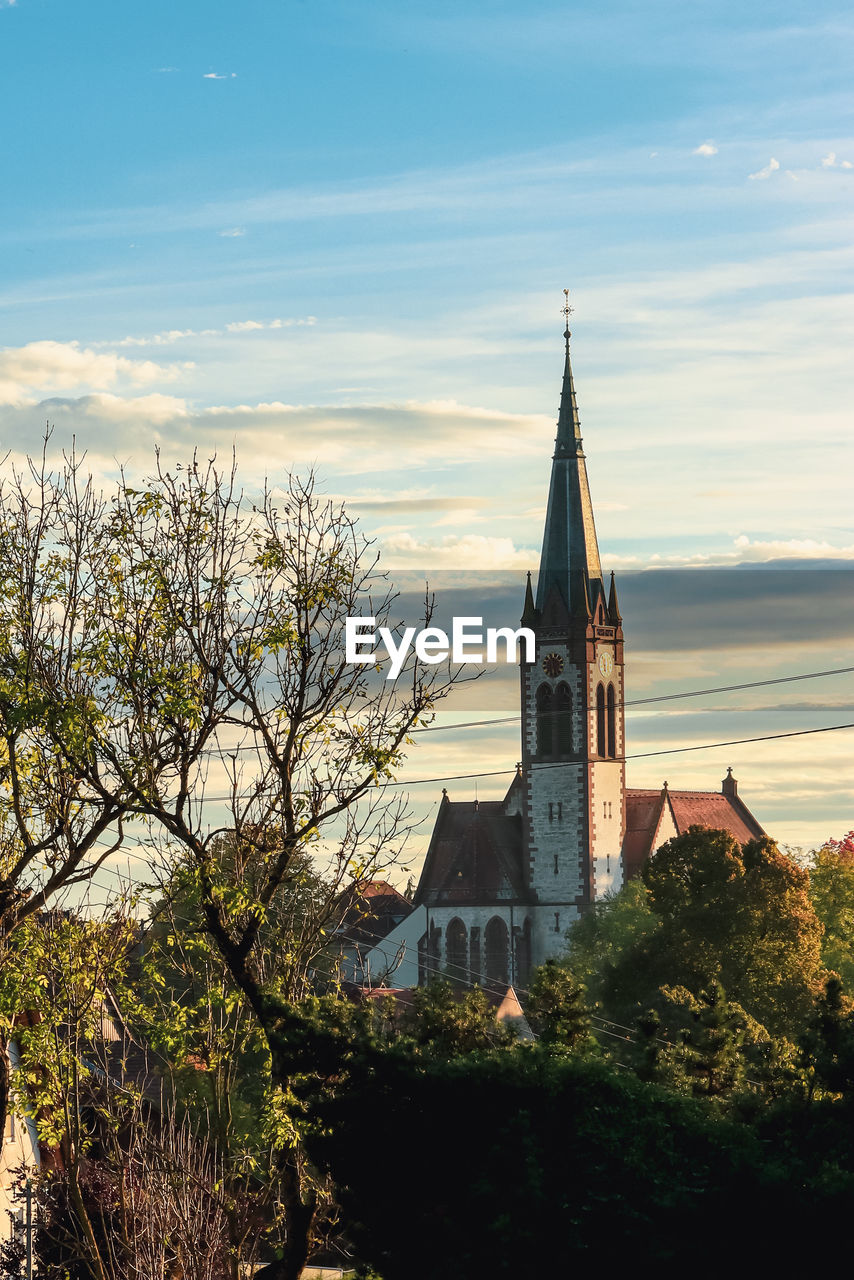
[608,570,622,624]
[535,294,604,614]
[521,571,536,625]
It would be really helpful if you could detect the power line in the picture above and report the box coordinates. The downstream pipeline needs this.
[131,718,854,802]
[177,663,854,759]
[409,664,854,734]
[379,720,854,789]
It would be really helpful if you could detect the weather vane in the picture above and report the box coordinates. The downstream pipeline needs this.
[562,288,574,351]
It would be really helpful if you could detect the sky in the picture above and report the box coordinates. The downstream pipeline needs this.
[1,0,852,887]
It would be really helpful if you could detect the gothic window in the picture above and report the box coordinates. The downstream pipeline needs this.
[555,682,573,754]
[417,933,427,986]
[446,917,468,983]
[607,683,616,758]
[536,684,554,757]
[470,926,481,983]
[424,923,441,985]
[596,683,606,757]
[515,918,532,986]
[484,916,509,987]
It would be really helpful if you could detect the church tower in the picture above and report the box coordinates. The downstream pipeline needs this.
[520,296,625,961]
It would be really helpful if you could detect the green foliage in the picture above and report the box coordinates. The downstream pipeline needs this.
[809,832,854,991]
[600,828,824,1037]
[303,1044,839,1276]
[799,975,854,1098]
[672,983,747,1099]
[393,980,517,1057]
[524,959,591,1051]
[563,877,656,1005]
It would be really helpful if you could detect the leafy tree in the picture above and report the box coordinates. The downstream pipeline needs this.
[674,983,747,1099]
[393,979,517,1057]
[809,832,854,991]
[17,456,466,1279]
[300,1041,822,1275]
[563,877,656,1007]
[524,959,591,1051]
[602,828,824,1037]
[0,447,156,1141]
[799,975,854,1100]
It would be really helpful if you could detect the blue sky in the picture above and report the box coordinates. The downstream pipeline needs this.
[1,0,852,868]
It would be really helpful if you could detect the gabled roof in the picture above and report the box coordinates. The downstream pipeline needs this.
[336,880,413,948]
[414,793,527,907]
[622,775,766,878]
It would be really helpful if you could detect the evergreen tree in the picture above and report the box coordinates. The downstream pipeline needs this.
[524,959,591,1051]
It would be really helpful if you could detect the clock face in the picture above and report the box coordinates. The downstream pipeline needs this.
[542,652,564,677]
[598,651,614,678]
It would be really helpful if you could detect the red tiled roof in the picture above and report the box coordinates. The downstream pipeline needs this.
[358,880,410,905]
[337,880,414,947]
[622,785,765,876]
[622,790,665,879]
[667,791,764,845]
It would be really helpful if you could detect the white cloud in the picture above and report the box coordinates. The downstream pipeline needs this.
[380,531,534,570]
[606,534,854,571]
[219,227,245,237]
[226,320,265,332]
[0,340,192,405]
[203,72,237,80]
[821,151,853,169]
[77,392,189,425]
[748,157,780,180]
[693,142,718,157]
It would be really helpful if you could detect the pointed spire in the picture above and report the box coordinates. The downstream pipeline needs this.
[521,570,536,625]
[608,570,622,624]
[535,291,604,615]
[555,294,583,455]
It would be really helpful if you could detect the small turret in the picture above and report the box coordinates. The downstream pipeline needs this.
[521,571,536,625]
[608,570,622,625]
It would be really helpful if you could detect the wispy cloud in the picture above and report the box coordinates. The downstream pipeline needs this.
[219,227,245,237]
[203,72,237,80]
[693,141,718,156]
[821,151,853,168]
[749,157,780,180]
[100,318,317,347]
[156,66,178,73]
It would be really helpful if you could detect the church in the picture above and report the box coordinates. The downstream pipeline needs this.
[350,314,765,994]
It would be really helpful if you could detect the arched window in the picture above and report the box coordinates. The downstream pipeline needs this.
[536,684,553,757]
[606,683,616,759]
[596,683,606,757]
[555,682,573,755]
[515,918,532,986]
[484,916,509,987]
[446,917,468,983]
